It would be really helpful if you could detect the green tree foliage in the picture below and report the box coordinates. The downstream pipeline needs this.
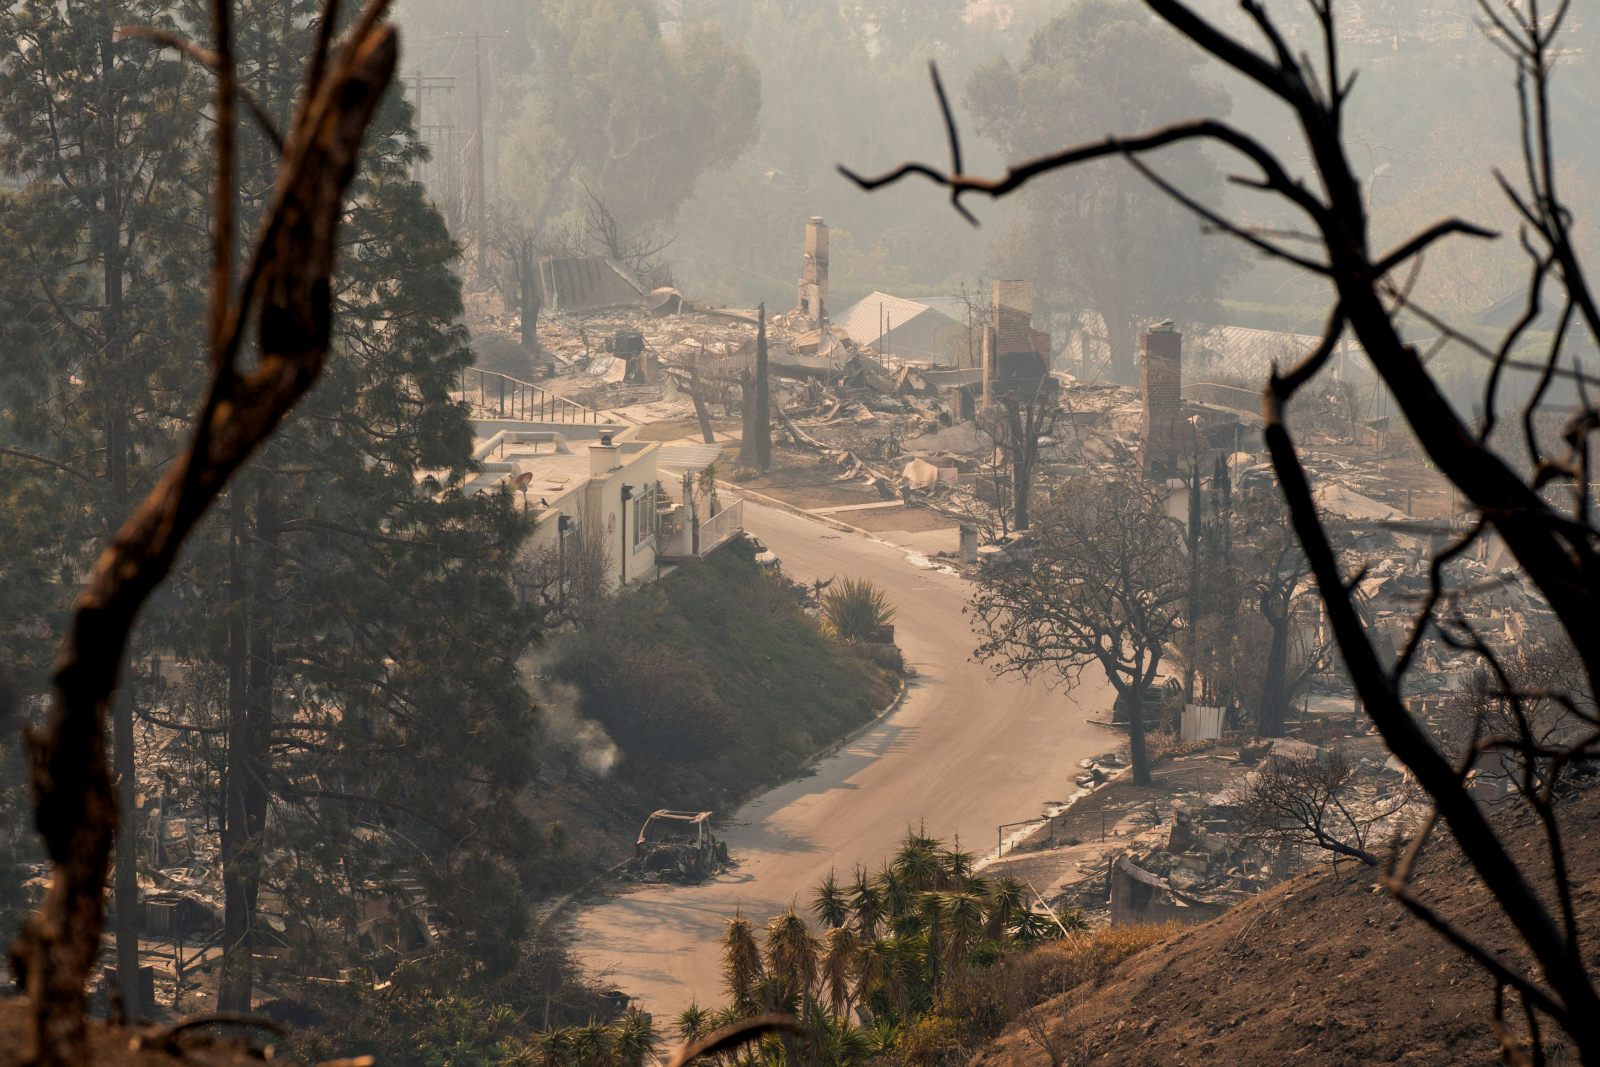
[506,0,759,239]
[0,0,209,981]
[0,0,558,1015]
[964,0,1242,383]
[135,2,549,1000]
[286,958,656,1067]
[548,539,896,794]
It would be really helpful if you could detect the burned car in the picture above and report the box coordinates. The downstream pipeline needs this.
[628,810,729,882]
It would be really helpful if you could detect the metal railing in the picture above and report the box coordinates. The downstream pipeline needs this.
[459,367,596,424]
[697,499,744,555]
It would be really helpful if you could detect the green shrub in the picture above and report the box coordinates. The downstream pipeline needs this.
[845,638,906,676]
[820,577,897,643]
[549,540,898,799]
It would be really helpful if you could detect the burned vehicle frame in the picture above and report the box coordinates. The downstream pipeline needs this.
[629,810,729,882]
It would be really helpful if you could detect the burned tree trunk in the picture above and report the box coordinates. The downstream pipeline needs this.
[520,268,540,351]
[755,303,771,472]
[738,369,758,468]
[218,487,251,1011]
[683,361,718,446]
[1124,672,1154,787]
[1256,597,1291,738]
[218,476,276,1013]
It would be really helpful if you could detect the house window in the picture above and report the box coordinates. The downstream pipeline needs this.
[632,482,657,547]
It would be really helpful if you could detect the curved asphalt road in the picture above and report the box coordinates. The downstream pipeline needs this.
[567,501,1114,1018]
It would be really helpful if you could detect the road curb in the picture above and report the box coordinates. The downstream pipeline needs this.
[803,674,909,770]
[723,673,909,815]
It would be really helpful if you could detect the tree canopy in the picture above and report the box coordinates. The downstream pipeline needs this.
[964,0,1242,382]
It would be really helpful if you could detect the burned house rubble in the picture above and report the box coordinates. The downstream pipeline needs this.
[989,734,1425,931]
[14,716,442,1014]
[455,216,1550,718]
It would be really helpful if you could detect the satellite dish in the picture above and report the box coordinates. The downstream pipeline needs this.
[512,471,534,490]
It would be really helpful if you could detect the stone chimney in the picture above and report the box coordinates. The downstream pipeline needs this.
[1138,323,1193,474]
[589,430,621,477]
[797,217,829,326]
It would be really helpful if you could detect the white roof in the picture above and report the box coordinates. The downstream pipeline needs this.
[1188,324,1371,384]
[837,292,964,348]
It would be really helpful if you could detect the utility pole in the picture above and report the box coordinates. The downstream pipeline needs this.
[437,33,506,266]
[408,71,454,184]
[473,33,487,270]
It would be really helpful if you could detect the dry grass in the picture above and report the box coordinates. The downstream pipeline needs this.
[896,924,1180,1067]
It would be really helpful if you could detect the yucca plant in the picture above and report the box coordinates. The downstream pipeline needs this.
[721,910,765,1008]
[847,867,883,939]
[765,908,821,1001]
[891,838,942,892]
[611,1011,656,1066]
[864,1017,902,1057]
[674,1003,712,1044]
[819,576,896,643]
[819,926,860,1017]
[985,877,1028,940]
[812,869,849,930]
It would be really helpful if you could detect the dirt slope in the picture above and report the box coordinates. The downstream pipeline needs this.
[975,785,1600,1066]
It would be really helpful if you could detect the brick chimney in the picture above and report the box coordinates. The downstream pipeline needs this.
[797,217,829,326]
[1139,323,1192,474]
[983,280,1040,407]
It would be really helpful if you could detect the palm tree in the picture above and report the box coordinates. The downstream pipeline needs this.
[722,909,765,1008]
[812,869,849,930]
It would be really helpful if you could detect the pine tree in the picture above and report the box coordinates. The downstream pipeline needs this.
[126,0,549,1009]
[0,0,207,1005]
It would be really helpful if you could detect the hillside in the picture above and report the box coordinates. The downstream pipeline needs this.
[974,783,1600,1066]
[519,538,902,870]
